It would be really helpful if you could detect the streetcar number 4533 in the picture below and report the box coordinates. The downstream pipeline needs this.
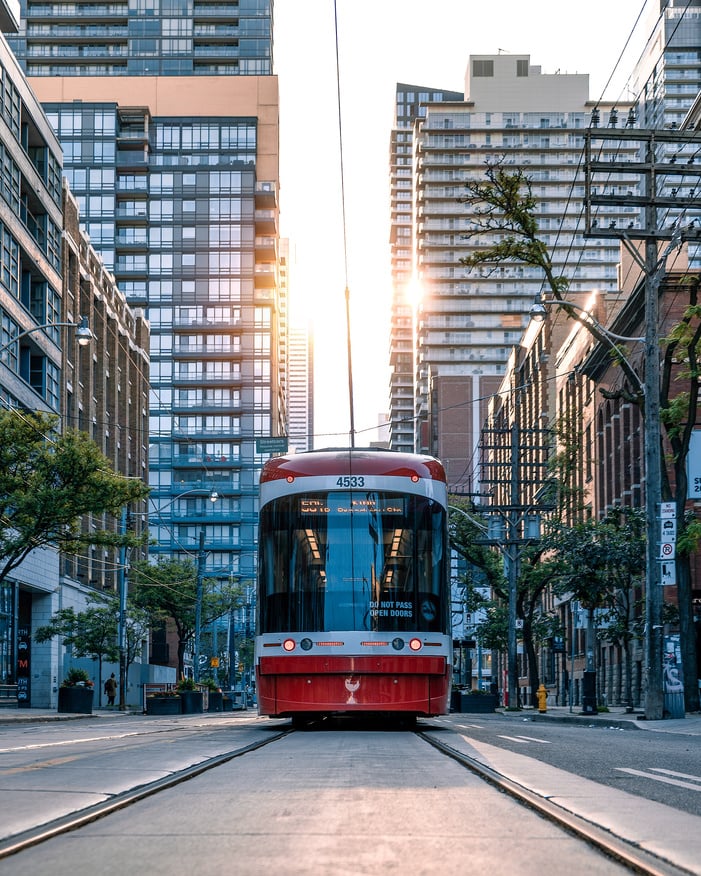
[336,476,365,487]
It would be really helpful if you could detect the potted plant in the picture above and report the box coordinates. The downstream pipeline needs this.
[177,677,204,714]
[145,688,182,715]
[57,667,94,714]
[203,678,223,712]
[458,688,499,713]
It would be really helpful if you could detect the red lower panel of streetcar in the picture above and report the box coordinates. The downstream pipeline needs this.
[257,654,450,717]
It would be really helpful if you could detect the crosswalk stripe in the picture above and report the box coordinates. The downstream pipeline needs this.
[496,734,551,744]
[615,767,701,791]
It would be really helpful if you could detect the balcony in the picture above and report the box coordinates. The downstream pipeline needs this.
[255,236,277,259]
[254,263,277,288]
[255,180,277,208]
[254,209,277,234]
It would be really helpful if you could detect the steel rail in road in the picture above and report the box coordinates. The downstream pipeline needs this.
[0,728,290,862]
[417,731,693,876]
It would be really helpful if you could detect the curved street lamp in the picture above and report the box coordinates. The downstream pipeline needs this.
[0,316,93,356]
[529,299,644,345]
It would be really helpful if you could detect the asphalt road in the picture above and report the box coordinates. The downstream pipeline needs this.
[435,713,701,816]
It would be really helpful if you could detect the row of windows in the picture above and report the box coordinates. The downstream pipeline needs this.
[45,108,117,137]
[173,415,242,434]
[151,359,271,382]
[114,250,257,273]
[155,123,256,151]
[128,277,255,303]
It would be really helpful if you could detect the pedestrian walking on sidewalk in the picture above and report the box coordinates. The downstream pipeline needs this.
[104,673,117,706]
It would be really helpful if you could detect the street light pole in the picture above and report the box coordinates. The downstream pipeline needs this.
[0,316,92,355]
[118,507,128,709]
[194,528,205,683]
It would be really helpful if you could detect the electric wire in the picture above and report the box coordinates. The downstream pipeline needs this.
[332,0,355,447]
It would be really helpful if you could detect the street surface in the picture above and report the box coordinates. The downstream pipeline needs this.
[0,710,698,874]
[437,713,701,815]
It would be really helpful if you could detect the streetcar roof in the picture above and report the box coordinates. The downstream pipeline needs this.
[260,448,447,485]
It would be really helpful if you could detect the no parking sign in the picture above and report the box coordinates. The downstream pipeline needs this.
[660,540,675,560]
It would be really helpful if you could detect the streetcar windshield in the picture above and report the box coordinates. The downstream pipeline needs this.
[258,491,448,634]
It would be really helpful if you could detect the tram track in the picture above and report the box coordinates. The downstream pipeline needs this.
[0,726,291,862]
[417,730,694,876]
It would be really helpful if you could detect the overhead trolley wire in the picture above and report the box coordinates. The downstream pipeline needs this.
[333,0,356,447]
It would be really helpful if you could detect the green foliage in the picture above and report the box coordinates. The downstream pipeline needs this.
[176,677,197,691]
[61,667,92,688]
[458,160,568,295]
[34,591,150,689]
[35,595,119,664]
[548,507,646,609]
[130,556,243,678]
[200,677,220,692]
[0,409,149,586]
[448,502,503,594]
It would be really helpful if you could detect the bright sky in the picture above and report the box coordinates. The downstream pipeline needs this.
[273,0,648,448]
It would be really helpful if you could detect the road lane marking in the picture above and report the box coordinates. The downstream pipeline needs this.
[456,723,484,730]
[615,767,701,791]
[496,734,551,744]
[0,732,143,754]
[512,734,551,744]
[650,768,701,783]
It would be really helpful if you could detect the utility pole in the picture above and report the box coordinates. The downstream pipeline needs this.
[480,413,551,709]
[506,422,519,710]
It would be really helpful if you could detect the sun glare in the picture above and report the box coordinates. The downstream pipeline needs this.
[405,275,424,310]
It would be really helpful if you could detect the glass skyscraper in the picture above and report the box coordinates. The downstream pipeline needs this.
[8,2,282,656]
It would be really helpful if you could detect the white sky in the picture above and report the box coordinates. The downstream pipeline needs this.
[273,0,649,448]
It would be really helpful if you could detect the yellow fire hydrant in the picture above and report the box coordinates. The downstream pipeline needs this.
[536,684,547,713]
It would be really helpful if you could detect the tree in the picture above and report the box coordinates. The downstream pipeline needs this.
[457,159,700,712]
[130,556,243,679]
[35,595,118,702]
[550,508,646,708]
[34,592,151,705]
[0,409,148,586]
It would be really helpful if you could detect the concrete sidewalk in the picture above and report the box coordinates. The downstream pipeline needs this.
[0,706,253,725]
[495,703,701,735]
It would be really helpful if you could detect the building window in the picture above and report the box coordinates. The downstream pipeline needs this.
[517,59,529,77]
[472,59,494,77]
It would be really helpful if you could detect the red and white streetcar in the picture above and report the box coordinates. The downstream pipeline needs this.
[255,448,452,725]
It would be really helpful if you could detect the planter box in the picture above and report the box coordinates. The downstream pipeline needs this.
[58,686,94,714]
[146,696,182,716]
[180,690,204,714]
[207,691,223,712]
[452,692,499,714]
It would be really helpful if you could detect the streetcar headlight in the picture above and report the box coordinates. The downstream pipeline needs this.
[409,638,422,651]
[300,638,313,651]
[392,637,405,651]
[283,638,296,651]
